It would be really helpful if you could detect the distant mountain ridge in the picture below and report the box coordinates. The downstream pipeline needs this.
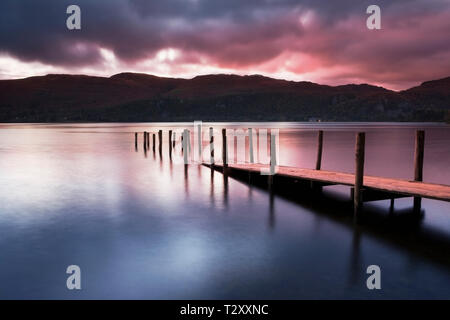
[0,73,449,122]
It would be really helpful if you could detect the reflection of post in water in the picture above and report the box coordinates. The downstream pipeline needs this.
[210,167,215,207]
[223,173,229,210]
[268,188,275,230]
[348,226,362,286]
[268,131,276,229]
[184,163,189,197]
[389,198,395,215]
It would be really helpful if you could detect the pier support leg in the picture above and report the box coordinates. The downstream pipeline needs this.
[222,128,228,175]
[413,130,425,214]
[158,130,163,155]
[169,130,172,158]
[143,131,147,150]
[152,134,156,152]
[197,123,202,162]
[316,130,323,170]
[249,128,254,163]
[182,129,189,165]
[268,131,277,189]
[210,127,214,166]
[354,132,365,218]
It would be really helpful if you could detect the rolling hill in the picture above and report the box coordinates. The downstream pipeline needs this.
[0,73,449,122]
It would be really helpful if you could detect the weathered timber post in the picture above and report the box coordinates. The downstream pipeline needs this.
[143,131,147,150]
[413,130,425,213]
[249,128,254,163]
[135,132,138,149]
[268,131,277,189]
[354,132,365,217]
[158,130,162,154]
[152,133,156,152]
[147,132,150,149]
[210,127,214,165]
[197,123,202,162]
[187,130,192,154]
[222,128,228,174]
[270,131,277,172]
[169,130,173,157]
[316,130,323,170]
[183,129,189,165]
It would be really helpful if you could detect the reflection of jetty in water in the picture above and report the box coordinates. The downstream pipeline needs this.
[135,127,450,271]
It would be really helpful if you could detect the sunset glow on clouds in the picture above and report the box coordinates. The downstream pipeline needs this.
[1,0,449,90]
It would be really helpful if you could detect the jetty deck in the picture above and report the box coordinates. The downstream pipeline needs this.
[204,163,450,202]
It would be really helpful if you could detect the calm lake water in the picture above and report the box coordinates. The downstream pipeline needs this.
[0,122,449,299]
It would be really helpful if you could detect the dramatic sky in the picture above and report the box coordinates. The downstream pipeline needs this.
[0,0,449,90]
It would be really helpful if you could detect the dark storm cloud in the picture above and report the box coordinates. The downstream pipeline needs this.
[0,0,449,89]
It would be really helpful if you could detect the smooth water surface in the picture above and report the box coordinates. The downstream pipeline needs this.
[0,122,449,299]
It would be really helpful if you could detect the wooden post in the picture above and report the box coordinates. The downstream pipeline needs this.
[183,129,189,165]
[354,132,365,217]
[222,129,228,173]
[270,131,277,172]
[158,130,162,154]
[173,132,176,148]
[209,127,214,165]
[135,132,138,149]
[143,131,147,149]
[187,130,191,154]
[249,128,254,163]
[197,123,202,161]
[169,130,173,157]
[413,130,425,213]
[152,133,156,152]
[316,130,323,170]
[147,132,150,149]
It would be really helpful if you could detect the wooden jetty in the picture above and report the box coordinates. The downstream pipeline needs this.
[202,129,450,217]
[135,128,450,217]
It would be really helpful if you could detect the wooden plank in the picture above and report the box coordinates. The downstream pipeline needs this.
[204,163,450,202]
